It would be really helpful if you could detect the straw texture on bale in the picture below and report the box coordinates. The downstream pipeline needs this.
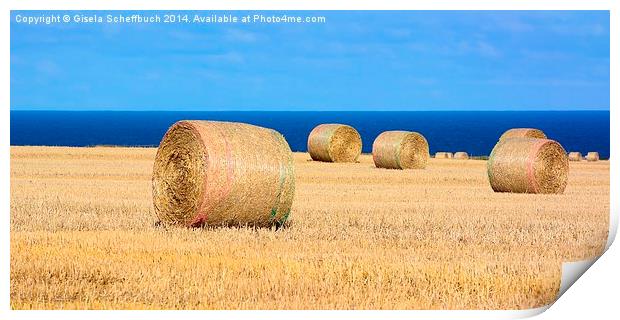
[586,152,600,162]
[435,152,453,159]
[454,152,469,160]
[499,128,547,141]
[487,138,569,194]
[568,152,582,162]
[372,131,429,169]
[152,120,295,228]
[307,124,362,163]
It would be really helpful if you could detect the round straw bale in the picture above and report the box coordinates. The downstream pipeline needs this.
[307,124,362,162]
[568,152,582,162]
[454,152,469,160]
[152,120,295,228]
[372,131,429,169]
[435,152,449,159]
[499,128,547,141]
[445,152,454,159]
[487,138,569,194]
[586,152,600,162]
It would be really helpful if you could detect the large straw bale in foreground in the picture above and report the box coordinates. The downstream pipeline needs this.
[152,120,295,227]
[454,152,469,160]
[307,124,362,162]
[499,128,547,141]
[568,152,582,162]
[586,152,600,162]
[372,131,429,169]
[487,138,569,194]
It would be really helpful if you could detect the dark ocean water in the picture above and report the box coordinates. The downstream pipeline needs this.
[10,111,610,159]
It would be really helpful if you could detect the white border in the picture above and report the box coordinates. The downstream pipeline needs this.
[2,1,617,319]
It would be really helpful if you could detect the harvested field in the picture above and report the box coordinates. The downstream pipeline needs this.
[10,146,609,310]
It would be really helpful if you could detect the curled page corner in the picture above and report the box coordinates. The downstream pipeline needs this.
[605,204,617,250]
[512,305,551,319]
[510,260,600,319]
[557,258,598,299]
[523,259,599,319]
[527,203,615,315]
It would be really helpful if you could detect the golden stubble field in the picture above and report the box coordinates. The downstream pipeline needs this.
[10,146,609,309]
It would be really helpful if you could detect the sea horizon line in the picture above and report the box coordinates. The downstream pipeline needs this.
[9,109,611,112]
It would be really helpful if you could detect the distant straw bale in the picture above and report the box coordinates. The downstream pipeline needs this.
[499,128,547,141]
[487,137,569,194]
[454,152,469,160]
[435,152,451,159]
[152,120,295,228]
[586,152,600,162]
[372,131,429,169]
[568,152,582,162]
[307,124,362,163]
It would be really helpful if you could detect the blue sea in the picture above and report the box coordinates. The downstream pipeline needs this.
[10,111,610,159]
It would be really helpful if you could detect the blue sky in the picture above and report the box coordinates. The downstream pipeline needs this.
[10,11,609,111]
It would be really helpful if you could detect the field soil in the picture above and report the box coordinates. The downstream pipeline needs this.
[10,146,609,309]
